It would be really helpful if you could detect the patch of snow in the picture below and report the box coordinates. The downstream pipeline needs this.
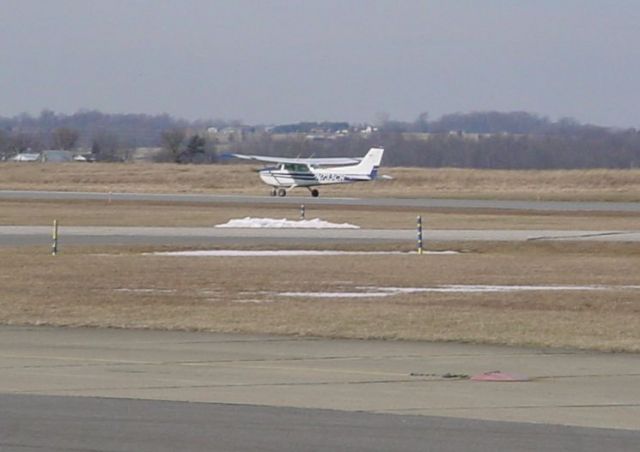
[154,250,399,257]
[277,284,639,298]
[233,299,274,304]
[279,291,392,298]
[152,250,459,257]
[114,288,175,294]
[365,285,615,294]
[215,217,359,229]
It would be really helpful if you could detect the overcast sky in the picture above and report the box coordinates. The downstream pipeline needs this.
[1,0,639,126]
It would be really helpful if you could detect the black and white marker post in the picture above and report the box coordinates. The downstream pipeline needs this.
[52,219,59,256]
[417,215,423,255]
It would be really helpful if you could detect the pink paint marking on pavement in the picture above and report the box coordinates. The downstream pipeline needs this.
[471,371,530,382]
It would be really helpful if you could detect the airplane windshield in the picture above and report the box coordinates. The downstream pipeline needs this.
[283,163,309,172]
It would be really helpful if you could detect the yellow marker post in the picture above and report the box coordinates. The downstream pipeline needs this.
[52,220,58,256]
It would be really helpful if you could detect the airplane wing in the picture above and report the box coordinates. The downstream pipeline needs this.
[223,153,361,165]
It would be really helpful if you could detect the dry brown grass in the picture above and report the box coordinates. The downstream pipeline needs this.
[2,199,639,230]
[385,167,640,201]
[1,242,639,352]
[0,163,261,194]
[2,162,639,351]
[2,162,640,201]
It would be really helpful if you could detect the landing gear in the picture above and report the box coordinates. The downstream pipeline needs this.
[310,188,319,198]
[277,188,287,197]
[270,188,277,197]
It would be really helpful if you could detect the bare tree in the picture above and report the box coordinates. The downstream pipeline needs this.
[91,130,120,161]
[52,127,80,150]
[413,112,430,132]
[0,130,10,160]
[10,132,42,154]
[161,128,186,161]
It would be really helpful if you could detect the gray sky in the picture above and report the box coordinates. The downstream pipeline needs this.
[1,0,639,126]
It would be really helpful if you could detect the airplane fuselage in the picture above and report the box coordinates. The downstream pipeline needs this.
[259,164,373,188]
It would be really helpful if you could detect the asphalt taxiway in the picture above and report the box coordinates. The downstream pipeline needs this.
[1,326,639,451]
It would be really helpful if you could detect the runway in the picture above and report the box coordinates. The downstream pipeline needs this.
[1,326,638,451]
[2,189,640,212]
[2,225,640,247]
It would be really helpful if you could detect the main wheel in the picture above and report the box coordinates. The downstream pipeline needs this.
[270,188,277,196]
[277,188,287,197]
[310,189,319,197]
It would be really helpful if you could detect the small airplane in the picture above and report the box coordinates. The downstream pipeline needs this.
[225,147,389,197]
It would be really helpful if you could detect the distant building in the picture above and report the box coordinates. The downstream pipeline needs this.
[72,154,96,162]
[130,147,163,162]
[359,125,378,135]
[9,150,75,162]
[41,150,73,162]
[10,152,41,162]
[209,126,265,144]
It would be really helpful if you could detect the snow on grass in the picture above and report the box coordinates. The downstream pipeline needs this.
[279,291,393,298]
[232,299,275,304]
[152,250,459,257]
[215,217,359,229]
[114,288,176,294]
[277,284,640,298]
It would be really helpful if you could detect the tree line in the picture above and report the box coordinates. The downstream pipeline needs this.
[0,109,230,162]
[2,110,639,168]
[226,131,640,169]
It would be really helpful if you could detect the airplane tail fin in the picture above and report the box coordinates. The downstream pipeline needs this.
[351,147,384,177]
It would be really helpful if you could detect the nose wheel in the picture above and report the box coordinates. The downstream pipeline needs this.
[310,188,319,197]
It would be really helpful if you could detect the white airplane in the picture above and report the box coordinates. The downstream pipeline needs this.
[226,147,389,197]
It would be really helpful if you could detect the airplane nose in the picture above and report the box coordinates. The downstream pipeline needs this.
[258,170,272,184]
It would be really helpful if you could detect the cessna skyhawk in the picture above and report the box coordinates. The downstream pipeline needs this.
[226,147,389,197]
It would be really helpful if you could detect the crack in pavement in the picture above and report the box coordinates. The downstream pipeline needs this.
[527,231,633,241]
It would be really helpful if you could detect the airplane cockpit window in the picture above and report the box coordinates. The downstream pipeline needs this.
[284,164,309,172]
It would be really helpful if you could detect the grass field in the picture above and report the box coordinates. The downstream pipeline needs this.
[1,162,639,351]
[2,162,640,201]
[1,242,639,352]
